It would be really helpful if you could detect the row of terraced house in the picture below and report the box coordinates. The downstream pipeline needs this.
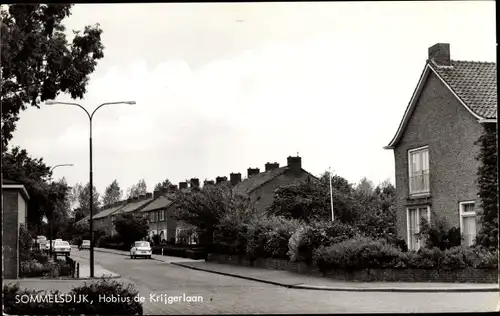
[75,155,317,244]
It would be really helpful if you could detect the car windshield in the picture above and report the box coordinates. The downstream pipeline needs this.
[82,240,90,244]
[135,241,149,247]
[56,241,69,246]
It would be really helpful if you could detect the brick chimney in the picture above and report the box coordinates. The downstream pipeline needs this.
[190,178,200,188]
[428,43,450,67]
[265,162,279,171]
[230,173,242,186]
[179,182,188,190]
[247,168,260,178]
[204,179,215,186]
[216,176,227,184]
[145,192,153,199]
[159,187,168,194]
[153,189,161,199]
[287,155,302,176]
[168,184,178,192]
[127,197,133,203]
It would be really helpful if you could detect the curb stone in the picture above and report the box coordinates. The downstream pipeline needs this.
[170,262,500,293]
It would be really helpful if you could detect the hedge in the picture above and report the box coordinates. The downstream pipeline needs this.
[313,237,499,272]
[3,279,143,315]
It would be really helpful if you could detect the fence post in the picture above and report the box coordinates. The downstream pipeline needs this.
[162,248,163,256]
[76,263,80,278]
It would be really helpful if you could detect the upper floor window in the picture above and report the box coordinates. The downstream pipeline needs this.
[408,146,430,196]
[159,210,165,222]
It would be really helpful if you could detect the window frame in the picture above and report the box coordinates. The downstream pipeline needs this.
[159,209,165,222]
[459,201,477,247]
[406,205,431,251]
[408,145,430,197]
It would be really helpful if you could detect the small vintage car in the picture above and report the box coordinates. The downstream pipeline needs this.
[79,240,91,250]
[53,240,71,256]
[130,241,152,259]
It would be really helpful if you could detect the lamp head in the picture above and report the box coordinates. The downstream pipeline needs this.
[45,100,57,105]
[125,101,136,105]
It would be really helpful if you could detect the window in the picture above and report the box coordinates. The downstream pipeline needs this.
[460,202,479,247]
[408,146,430,196]
[159,209,165,222]
[407,206,430,251]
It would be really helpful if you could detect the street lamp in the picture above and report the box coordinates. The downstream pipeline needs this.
[48,164,74,258]
[329,167,335,222]
[45,100,136,277]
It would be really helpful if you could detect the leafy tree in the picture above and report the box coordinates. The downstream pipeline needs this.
[0,4,104,148]
[267,180,362,224]
[154,179,172,191]
[102,179,122,206]
[356,177,374,197]
[127,179,147,198]
[172,185,252,246]
[474,124,498,250]
[2,146,69,229]
[114,213,149,247]
[74,182,101,217]
[319,171,353,194]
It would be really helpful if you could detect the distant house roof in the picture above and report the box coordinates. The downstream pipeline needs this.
[113,197,154,216]
[141,195,174,213]
[2,178,30,200]
[76,215,90,226]
[93,203,127,220]
[233,167,317,195]
[385,60,497,149]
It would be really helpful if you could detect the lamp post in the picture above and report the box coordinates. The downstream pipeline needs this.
[329,167,335,222]
[45,100,136,277]
[49,164,74,258]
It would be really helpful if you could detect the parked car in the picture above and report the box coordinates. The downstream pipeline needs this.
[79,240,91,250]
[130,241,152,259]
[53,240,71,256]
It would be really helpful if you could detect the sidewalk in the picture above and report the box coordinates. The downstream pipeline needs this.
[171,261,500,293]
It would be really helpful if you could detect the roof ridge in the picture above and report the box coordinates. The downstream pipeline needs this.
[451,59,496,65]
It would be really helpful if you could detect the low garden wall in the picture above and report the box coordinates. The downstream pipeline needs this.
[207,253,498,283]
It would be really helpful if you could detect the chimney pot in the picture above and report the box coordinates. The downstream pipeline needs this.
[428,43,451,66]
[287,155,302,176]
[179,181,188,190]
[247,168,260,178]
[230,173,242,186]
[146,192,153,199]
[168,184,178,191]
[153,190,161,198]
[265,162,280,171]
[204,179,215,186]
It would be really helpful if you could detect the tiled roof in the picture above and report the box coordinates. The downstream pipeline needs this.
[76,215,90,225]
[431,60,497,119]
[93,203,126,220]
[141,195,174,213]
[2,179,21,185]
[233,167,287,194]
[113,198,154,215]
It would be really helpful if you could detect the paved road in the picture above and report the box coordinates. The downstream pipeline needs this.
[70,250,499,314]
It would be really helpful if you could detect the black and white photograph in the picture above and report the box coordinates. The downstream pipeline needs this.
[1,1,498,315]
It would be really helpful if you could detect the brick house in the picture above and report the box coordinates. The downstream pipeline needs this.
[93,193,154,236]
[141,186,178,242]
[230,155,317,214]
[93,200,127,236]
[2,179,30,279]
[384,43,497,251]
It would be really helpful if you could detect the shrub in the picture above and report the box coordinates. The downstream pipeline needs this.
[245,215,302,260]
[67,278,143,315]
[288,221,360,264]
[213,209,253,255]
[313,237,404,272]
[3,279,143,315]
[416,216,462,250]
[20,259,51,277]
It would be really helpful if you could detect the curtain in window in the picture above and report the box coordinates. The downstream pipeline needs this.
[408,209,419,251]
[462,215,477,247]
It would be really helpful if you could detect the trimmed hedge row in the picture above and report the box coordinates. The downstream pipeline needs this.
[313,237,499,272]
[152,246,207,260]
[20,258,74,278]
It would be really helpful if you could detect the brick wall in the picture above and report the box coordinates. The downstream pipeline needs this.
[207,254,498,283]
[394,71,483,241]
[2,190,20,279]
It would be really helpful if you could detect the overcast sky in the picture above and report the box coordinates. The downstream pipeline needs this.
[10,1,496,198]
